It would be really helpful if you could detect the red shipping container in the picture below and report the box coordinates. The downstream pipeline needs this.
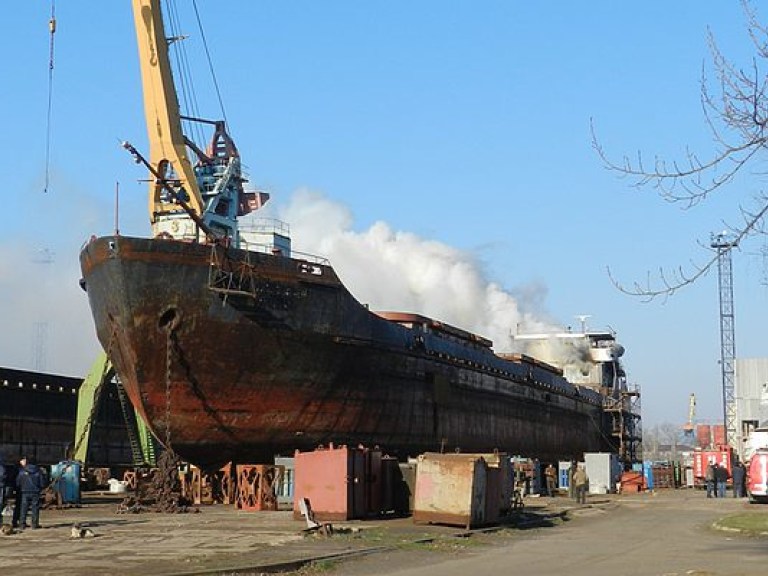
[712,424,726,448]
[692,449,732,481]
[696,424,712,449]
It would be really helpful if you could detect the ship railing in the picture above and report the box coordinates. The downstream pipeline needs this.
[291,249,330,266]
[237,239,330,266]
[238,217,291,237]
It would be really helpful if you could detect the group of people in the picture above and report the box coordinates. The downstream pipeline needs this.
[0,456,47,530]
[704,460,747,498]
[543,461,589,504]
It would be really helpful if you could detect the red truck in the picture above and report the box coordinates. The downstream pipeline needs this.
[692,449,733,488]
[747,450,768,503]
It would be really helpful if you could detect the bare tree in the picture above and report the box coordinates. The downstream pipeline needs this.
[643,423,685,461]
[593,0,768,299]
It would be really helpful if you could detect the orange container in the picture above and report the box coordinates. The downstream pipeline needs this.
[292,444,367,521]
[619,471,645,493]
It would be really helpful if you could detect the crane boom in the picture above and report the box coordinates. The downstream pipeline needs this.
[130,0,265,244]
[684,393,696,432]
[131,0,204,229]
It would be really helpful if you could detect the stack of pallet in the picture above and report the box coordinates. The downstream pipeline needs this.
[651,465,675,489]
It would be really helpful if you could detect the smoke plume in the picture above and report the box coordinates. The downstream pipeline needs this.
[1,186,578,378]
[280,189,559,352]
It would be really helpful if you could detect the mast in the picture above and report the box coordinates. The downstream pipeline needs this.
[131,0,204,234]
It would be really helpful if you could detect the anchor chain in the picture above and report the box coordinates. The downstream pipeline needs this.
[164,323,175,451]
[148,321,187,513]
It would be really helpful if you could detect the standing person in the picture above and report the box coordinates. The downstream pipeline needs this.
[573,464,589,504]
[545,463,557,497]
[0,455,6,522]
[705,461,716,498]
[16,457,44,530]
[715,462,729,498]
[732,461,746,498]
[568,461,578,499]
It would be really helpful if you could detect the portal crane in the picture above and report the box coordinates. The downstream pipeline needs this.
[682,393,696,439]
[130,0,261,243]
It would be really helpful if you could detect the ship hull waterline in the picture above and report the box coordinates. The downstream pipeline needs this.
[79,235,610,468]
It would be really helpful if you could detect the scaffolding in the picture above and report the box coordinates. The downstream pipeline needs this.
[603,385,643,466]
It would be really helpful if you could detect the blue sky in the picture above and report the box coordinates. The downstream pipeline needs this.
[3,1,767,430]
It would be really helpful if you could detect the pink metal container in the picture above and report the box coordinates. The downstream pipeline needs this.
[292,444,367,521]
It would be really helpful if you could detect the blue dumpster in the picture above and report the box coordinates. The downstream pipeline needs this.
[51,461,81,504]
[642,461,654,491]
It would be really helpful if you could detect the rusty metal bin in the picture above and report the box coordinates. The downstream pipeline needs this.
[412,452,489,529]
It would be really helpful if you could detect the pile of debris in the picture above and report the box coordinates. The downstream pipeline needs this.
[117,451,197,514]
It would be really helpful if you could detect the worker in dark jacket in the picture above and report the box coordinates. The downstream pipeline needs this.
[732,461,746,498]
[0,455,6,521]
[714,463,729,498]
[16,457,45,530]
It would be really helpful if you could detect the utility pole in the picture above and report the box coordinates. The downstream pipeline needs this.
[711,232,738,448]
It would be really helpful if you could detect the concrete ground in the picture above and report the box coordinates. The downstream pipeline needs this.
[0,490,765,576]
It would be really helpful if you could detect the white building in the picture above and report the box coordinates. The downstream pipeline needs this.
[735,358,768,459]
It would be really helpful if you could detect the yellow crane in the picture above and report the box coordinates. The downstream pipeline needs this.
[682,393,696,438]
[131,0,203,225]
[75,1,261,466]
[129,0,260,243]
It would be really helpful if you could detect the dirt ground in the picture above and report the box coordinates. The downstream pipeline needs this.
[327,491,768,576]
[0,490,764,576]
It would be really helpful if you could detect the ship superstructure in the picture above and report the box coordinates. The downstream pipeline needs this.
[513,326,643,464]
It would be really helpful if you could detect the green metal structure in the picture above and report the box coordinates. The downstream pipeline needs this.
[72,352,157,466]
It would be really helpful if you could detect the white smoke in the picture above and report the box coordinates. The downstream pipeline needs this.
[0,185,575,378]
[0,175,111,377]
[280,189,559,352]
[522,337,595,378]
[0,240,100,377]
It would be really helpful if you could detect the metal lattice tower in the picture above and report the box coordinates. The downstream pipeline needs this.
[711,232,738,447]
[30,247,55,371]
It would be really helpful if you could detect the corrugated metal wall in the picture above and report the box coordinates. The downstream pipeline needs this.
[0,366,134,466]
[735,358,768,423]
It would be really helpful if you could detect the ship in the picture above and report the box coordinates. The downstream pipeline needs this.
[79,1,637,467]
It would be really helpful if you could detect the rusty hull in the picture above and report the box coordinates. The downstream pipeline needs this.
[79,235,609,467]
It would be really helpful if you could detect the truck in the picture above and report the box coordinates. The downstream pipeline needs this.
[747,450,768,503]
[692,448,733,489]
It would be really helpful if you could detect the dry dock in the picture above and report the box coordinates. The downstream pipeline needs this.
[1,491,765,576]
